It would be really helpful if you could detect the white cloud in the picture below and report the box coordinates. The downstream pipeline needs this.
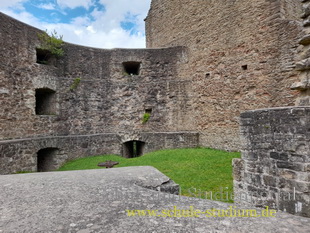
[41,21,145,48]
[0,9,44,29]
[37,3,55,10]
[56,0,93,10]
[0,0,26,9]
[86,25,96,33]
[0,0,26,8]
[71,16,91,26]
[95,0,151,33]
[0,0,152,48]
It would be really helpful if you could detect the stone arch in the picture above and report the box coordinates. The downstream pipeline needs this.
[37,147,60,172]
[122,140,145,158]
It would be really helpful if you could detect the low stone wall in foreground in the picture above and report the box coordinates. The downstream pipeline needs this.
[234,107,310,217]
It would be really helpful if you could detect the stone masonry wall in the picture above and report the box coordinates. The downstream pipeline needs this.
[0,132,198,175]
[233,107,310,217]
[292,0,310,105]
[0,12,193,140]
[56,46,194,136]
[0,12,198,174]
[146,0,303,150]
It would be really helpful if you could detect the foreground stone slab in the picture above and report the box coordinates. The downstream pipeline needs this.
[0,167,309,233]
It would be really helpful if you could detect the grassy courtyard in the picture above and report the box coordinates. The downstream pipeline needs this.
[58,148,240,202]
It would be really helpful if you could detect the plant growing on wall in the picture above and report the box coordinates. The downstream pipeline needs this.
[37,30,64,58]
[142,113,151,124]
[70,77,81,91]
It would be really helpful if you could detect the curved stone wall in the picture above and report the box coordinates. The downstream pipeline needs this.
[0,13,198,174]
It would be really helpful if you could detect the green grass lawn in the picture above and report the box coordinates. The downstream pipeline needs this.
[58,148,240,202]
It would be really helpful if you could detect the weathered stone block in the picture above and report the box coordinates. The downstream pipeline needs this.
[302,5,310,19]
[279,169,298,180]
[279,178,309,193]
[277,161,305,171]
[299,34,310,45]
[290,153,307,163]
[270,152,288,161]
[233,158,244,182]
[263,175,278,188]
[296,58,310,71]
[245,173,262,188]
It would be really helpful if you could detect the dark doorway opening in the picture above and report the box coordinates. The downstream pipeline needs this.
[35,88,56,115]
[123,140,145,158]
[123,61,141,75]
[37,148,59,172]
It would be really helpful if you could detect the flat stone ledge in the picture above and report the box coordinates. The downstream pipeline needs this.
[240,106,310,118]
[241,106,310,113]
[0,167,309,233]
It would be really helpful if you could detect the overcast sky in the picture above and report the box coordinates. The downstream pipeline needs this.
[0,0,152,48]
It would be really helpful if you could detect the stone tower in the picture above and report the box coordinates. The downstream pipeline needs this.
[146,0,310,217]
[145,0,304,150]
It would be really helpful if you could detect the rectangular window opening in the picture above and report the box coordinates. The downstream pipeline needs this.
[35,88,56,115]
[123,61,141,75]
[145,108,152,114]
[242,65,248,70]
[36,48,52,65]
